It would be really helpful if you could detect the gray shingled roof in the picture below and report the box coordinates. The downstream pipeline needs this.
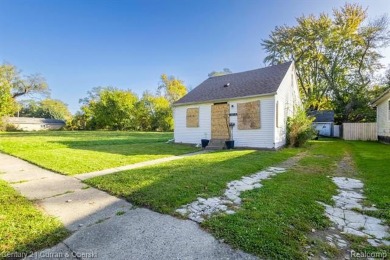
[308,111,335,122]
[7,117,66,124]
[174,62,292,105]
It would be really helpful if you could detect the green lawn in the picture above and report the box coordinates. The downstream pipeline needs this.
[0,180,68,257]
[1,131,389,258]
[86,139,390,258]
[0,131,199,175]
[203,140,344,259]
[348,141,390,225]
[86,141,338,258]
[85,148,300,214]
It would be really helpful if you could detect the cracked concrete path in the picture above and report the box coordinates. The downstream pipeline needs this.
[76,150,206,180]
[0,152,256,260]
[319,177,390,247]
[176,153,305,223]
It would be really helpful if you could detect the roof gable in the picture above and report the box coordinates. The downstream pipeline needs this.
[175,62,292,105]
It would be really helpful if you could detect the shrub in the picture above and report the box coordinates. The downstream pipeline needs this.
[287,107,316,147]
[5,123,20,132]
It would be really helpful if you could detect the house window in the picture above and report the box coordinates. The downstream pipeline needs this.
[186,108,199,127]
[388,100,390,121]
[237,101,261,130]
[276,101,279,128]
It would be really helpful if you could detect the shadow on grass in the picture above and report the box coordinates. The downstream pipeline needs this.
[1,227,69,259]
[0,130,173,139]
[48,140,197,157]
[0,131,199,175]
[85,149,299,214]
[0,179,69,259]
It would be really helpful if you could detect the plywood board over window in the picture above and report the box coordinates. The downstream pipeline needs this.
[186,108,199,127]
[237,101,260,130]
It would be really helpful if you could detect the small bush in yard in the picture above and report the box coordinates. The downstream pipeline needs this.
[287,107,315,147]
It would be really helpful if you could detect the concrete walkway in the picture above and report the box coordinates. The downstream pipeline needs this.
[0,153,256,260]
[76,150,206,180]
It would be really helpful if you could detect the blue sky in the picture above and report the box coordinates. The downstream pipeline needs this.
[1,0,390,113]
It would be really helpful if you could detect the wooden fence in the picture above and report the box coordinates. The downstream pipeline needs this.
[343,123,377,141]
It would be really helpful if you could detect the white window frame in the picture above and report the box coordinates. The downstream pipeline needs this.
[276,101,279,128]
[388,100,390,121]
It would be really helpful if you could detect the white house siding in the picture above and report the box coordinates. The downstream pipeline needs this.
[377,99,390,138]
[273,64,301,148]
[174,104,212,144]
[174,96,276,148]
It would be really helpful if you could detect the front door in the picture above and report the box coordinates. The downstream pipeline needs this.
[211,103,230,139]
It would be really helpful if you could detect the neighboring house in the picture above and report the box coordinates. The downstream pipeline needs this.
[173,62,301,149]
[372,89,390,144]
[6,117,65,131]
[309,110,335,137]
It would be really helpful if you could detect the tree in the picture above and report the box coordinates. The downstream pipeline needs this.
[135,91,173,131]
[208,68,233,77]
[286,107,316,147]
[1,63,50,128]
[0,65,17,123]
[0,63,50,99]
[80,87,139,130]
[261,3,390,123]
[383,65,390,89]
[158,74,187,104]
[148,95,172,131]
[18,99,72,121]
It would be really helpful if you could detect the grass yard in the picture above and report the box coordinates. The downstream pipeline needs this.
[85,148,300,214]
[1,131,389,259]
[348,141,390,224]
[203,140,344,259]
[86,139,390,258]
[0,131,199,175]
[0,180,68,257]
[86,142,337,258]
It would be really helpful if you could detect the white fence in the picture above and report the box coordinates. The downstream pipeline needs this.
[343,123,377,141]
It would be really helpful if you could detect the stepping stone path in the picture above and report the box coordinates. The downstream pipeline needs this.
[325,233,348,249]
[176,167,286,223]
[319,177,390,247]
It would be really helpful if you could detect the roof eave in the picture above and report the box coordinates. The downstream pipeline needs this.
[173,92,277,107]
[372,89,390,107]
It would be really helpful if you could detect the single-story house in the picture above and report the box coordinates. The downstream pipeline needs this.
[372,88,390,143]
[6,117,65,131]
[173,62,301,149]
[309,110,334,137]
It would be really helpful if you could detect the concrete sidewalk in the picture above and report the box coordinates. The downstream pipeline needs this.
[0,153,256,260]
[76,150,206,180]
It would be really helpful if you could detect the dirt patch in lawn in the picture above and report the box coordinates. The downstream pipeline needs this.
[307,153,357,259]
[334,153,356,177]
[274,151,307,168]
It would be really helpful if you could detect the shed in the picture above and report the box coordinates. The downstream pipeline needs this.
[309,110,335,137]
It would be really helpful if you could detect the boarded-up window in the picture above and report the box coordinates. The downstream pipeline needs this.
[186,108,199,127]
[237,101,260,130]
[276,101,279,128]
